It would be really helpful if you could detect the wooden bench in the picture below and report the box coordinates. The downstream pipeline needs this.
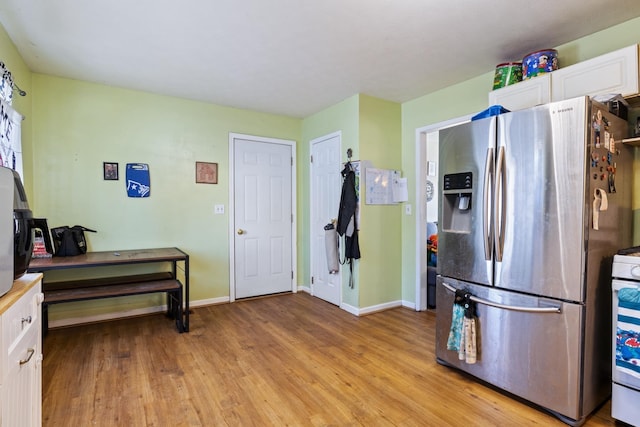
[41,272,184,334]
[28,248,190,335]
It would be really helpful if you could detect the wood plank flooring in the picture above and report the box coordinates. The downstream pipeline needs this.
[42,292,618,426]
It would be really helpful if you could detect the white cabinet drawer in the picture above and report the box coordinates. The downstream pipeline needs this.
[5,324,39,377]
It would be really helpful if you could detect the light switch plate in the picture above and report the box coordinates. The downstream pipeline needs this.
[214,204,225,214]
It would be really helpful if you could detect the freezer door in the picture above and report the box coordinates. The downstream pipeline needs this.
[496,97,588,302]
[438,117,496,286]
[435,278,586,422]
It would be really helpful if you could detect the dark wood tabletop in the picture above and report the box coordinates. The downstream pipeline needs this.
[28,247,188,271]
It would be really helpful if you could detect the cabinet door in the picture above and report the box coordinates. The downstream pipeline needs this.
[551,44,639,101]
[2,326,39,427]
[488,73,551,111]
[0,278,42,427]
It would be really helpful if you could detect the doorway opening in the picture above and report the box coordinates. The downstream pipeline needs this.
[414,115,471,311]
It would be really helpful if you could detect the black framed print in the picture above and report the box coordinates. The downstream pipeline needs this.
[103,162,119,180]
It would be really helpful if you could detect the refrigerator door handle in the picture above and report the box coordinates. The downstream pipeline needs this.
[483,147,494,261]
[441,281,562,313]
[494,146,506,262]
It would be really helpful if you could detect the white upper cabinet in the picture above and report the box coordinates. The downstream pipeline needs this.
[488,73,551,111]
[551,45,639,101]
[489,45,640,109]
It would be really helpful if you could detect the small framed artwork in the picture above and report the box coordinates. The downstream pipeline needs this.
[103,162,119,180]
[196,161,218,184]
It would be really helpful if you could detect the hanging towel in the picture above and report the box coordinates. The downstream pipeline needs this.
[447,288,478,364]
[463,316,477,364]
[324,223,340,274]
[447,304,464,351]
[616,287,640,379]
[458,316,466,361]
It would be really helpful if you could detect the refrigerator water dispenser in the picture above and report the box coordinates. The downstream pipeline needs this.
[442,172,473,233]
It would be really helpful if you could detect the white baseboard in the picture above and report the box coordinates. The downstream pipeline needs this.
[402,300,417,310]
[48,296,230,329]
[297,285,311,294]
[339,300,404,316]
[340,302,359,316]
[47,294,408,328]
[298,284,404,316]
[357,300,403,315]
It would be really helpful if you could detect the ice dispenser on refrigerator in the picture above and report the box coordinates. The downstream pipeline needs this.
[441,172,472,233]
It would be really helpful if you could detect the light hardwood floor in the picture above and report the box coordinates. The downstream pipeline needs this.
[42,293,618,426]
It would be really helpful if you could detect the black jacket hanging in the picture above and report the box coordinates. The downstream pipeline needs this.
[337,163,360,260]
[337,162,361,288]
[337,164,357,236]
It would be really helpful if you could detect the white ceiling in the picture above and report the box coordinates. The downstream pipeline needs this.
[2,1,640,118]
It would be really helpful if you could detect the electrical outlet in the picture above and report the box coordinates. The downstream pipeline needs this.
[214,204,225,214]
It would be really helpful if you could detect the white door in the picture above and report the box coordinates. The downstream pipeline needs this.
[310,132,342,305]
[230,134,296,299]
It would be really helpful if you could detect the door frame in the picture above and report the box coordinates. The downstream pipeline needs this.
[309,131,342,305]
[228,133,297,303]
[414,115,471,311]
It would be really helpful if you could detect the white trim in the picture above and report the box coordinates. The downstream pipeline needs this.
[358,300,403,315]
[47,295,412,328]
[414,115,472,311]
[228,133,297,302]
[340,302,360,316]
[309,130,342,306]
[297,284,311,294]
[401,300,416,310]
[47,296,230,329]
[340,300,404,316]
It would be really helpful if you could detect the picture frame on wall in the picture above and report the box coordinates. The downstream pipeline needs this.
[196,161,218,184]
[103,162,119,180]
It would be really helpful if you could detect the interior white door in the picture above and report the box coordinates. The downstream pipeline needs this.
[310,132,342,306]
[233,137,293,299]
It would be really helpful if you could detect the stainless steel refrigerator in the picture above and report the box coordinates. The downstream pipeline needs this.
[435,96,632,426]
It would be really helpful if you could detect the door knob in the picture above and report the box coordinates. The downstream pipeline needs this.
[237,229,245,235]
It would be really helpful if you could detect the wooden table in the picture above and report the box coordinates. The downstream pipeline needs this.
[28,247,190,333]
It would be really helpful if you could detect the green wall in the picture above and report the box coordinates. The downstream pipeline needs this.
[0,24,32,193]
[300,94,401,309]
[357,95,402,307]
[300,95,360,307]
[399,17,640,304]
[3,15,640,321]
[31,75,301,320]
[0,42,303,321]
